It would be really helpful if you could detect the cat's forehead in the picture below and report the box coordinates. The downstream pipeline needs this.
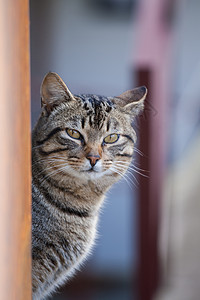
[77,94,113,113]
[51,93,129,132]
[73,94,115,130]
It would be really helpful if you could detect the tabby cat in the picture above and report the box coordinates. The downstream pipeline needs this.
[32,72,147,299]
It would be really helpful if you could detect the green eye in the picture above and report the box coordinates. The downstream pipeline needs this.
[66,128,81,139]
[104,133,119,144]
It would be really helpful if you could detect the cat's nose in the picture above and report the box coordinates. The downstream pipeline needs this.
[87,155,100,167]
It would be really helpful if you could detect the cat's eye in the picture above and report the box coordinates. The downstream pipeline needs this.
[66,128,81,140]
[104,133,119,144]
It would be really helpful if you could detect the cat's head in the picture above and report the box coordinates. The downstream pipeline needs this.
[32,72,147,183]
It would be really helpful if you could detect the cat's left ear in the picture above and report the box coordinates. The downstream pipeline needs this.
[40,72,74,114]
[114,86,147,115]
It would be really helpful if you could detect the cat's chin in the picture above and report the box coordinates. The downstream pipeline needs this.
[80,169,103,179]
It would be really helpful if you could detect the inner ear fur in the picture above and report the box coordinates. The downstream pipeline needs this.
[114,86,147,115]
[40,72,74,112]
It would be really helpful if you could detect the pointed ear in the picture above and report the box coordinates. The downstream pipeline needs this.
[40,72,74,113]
[114,86,147,115]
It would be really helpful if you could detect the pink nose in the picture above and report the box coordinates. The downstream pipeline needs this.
[87,155,100,167]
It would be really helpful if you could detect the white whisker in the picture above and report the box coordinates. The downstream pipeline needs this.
[114,160,149,184]
[124,169,139,186]
[35,164,64,178]
[110,167,133,189]
[111,165,137,189]
[40,164,70,185]
[32,157,67,166]
[32,144,44,150]
[134,147,146,157]
[115,159,149,178]
[130,163,150,173]
[130,167,149,178]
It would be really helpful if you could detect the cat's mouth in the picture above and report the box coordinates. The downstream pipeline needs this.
[80,161,103,174]
[80,163,103,173]
[83,168,98,173]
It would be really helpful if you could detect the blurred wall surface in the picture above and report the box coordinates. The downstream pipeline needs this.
[155,1,200,300]
[31,0,138,299]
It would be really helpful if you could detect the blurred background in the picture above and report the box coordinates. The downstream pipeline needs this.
[30,0,200,300]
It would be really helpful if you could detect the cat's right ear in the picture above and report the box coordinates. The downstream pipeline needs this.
[40,72,74,115]
[114,86,147,116]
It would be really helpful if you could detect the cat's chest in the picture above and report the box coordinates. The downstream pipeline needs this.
[33,196,97,247]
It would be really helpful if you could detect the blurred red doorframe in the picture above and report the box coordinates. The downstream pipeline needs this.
[0,1,31,299]
[134,0,173,299]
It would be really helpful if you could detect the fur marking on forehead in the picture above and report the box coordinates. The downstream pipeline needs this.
[76,94,114,129]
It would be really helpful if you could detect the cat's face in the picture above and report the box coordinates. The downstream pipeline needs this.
[32,72,147,183]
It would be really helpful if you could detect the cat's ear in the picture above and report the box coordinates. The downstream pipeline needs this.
[40,72,74,114]
[114,86,147,115]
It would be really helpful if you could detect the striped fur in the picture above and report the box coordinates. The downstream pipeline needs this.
[32,72,147,299]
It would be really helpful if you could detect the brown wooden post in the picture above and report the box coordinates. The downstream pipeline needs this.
[0,0,31,299]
